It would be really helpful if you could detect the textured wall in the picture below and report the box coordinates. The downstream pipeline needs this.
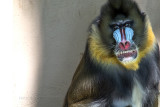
[14,0,160,107]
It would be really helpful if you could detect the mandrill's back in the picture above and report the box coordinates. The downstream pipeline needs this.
[63,0,160,107]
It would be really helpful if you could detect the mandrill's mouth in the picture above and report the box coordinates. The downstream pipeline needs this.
[115,49,138,63]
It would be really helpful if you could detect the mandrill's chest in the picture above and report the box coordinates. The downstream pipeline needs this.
[111,78,145,107]
[82,70,146,107]
[92,71,146,107]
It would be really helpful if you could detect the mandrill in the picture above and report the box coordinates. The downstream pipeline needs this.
[63,0,160,107]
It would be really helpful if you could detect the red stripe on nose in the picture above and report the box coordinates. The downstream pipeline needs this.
[120,28,126,41]
[122,28,126,40]
[119,28,130,50]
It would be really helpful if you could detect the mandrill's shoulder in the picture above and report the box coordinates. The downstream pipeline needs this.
[154,43,160,65]
[137,42,160,82]
[147,42,160,66]
[140,42,160,67]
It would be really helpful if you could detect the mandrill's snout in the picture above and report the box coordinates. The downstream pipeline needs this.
[119,40,131,50]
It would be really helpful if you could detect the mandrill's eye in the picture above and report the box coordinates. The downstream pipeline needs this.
[113,25,119,31]
[124,23,131,27]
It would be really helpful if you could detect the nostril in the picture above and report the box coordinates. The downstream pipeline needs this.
[124,41,130,49]
[119,41,130,50]
[121,42,125,48]
[119,42,125,50]
[125,42,128,45]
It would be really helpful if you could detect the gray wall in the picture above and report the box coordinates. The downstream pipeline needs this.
[16,0,160,107]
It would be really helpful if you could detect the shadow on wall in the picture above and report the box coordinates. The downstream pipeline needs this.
[35,0,160,107]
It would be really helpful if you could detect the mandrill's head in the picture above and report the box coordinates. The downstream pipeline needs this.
[88,0,156,70]
[109,15,138,63]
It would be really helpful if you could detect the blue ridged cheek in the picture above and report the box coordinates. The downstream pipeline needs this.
[113,27,134,43]
[125,27,134,42]
[113,29,121,43]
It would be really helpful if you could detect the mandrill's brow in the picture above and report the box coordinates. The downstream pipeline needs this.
[110,20,134,26]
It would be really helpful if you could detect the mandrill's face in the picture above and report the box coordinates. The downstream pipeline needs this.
[110,16,138,63]
[99,12,146,66]
[89,1,153,70]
